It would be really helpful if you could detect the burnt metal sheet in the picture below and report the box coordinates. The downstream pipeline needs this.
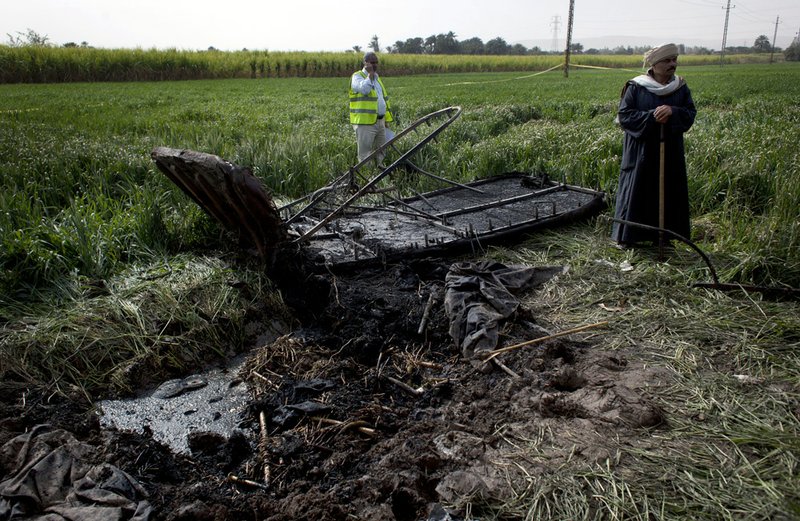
[291,173,606,268]
[151,147,286,258]
[150,148,605,268]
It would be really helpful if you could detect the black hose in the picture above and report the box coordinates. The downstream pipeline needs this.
[607,216,719,285]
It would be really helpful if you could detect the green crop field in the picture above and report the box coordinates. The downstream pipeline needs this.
[0,45,771,83]
[1,63,798,300]
[1,62,799,520]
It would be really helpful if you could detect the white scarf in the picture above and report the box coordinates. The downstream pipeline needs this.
[631,73,685,97]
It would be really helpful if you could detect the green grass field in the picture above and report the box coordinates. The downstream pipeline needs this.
[1,62,799,520]
[1,63,798,300]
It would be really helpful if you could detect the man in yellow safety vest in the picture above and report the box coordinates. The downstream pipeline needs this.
[349,51,394,165]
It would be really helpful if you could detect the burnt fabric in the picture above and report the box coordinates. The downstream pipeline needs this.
[444,261,564,357]
[0,425,152,521]
[611,78,696,245]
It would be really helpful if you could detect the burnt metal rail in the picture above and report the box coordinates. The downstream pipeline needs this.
[281,106,466,238]
[433,184,567,221]
[150,108,607,271]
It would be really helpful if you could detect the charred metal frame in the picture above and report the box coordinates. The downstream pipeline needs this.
[150,108,797,298]
[280,107,469,240]
[150,108,606,272]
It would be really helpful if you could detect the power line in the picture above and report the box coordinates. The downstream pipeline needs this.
[734,0,800,17]
[551,15,561,53]
[577,13,720,28]
[731,7,772,25]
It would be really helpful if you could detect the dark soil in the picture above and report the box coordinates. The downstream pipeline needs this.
[0,258,668,520]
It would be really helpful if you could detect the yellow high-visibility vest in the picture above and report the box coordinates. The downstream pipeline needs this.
[349,71,393,124]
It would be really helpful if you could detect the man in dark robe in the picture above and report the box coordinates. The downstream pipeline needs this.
[611,43,697,247]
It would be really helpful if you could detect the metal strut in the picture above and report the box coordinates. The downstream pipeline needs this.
[284,107,464,242]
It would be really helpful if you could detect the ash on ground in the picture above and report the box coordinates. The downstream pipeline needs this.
[0,258,667,521]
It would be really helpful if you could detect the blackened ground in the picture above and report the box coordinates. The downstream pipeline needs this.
[0,258,667,521]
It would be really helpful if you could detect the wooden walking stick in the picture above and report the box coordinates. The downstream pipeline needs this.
[658,123,666,260]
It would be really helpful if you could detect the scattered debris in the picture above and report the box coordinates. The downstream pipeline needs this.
[0,425,153,520]
[152,375,207,399]
[3,257,672,520]
[3,109,682,520]
[444,261,566,357]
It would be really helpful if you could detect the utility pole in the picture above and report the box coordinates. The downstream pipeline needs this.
[720,0,734,66]
[564,0,575,78]
[551,15,561,53]
[770,15,780,64]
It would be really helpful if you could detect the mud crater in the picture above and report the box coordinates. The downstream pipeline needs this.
[1,258,668,521]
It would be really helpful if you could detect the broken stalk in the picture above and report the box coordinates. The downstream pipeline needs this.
[482,321,610,362]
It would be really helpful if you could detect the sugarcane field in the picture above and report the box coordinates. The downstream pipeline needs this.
[1,47,799,521]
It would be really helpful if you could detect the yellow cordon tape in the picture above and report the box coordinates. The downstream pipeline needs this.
[440,63,564,87]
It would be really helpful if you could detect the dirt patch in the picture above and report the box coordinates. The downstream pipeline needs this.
[0,258,669,520]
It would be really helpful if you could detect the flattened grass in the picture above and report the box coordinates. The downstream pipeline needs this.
[0,254,292,399]
[474,225,800,520]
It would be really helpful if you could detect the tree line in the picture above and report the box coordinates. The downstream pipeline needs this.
[361,32,794,58]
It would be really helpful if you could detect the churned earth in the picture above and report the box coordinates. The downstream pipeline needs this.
[0,257,669,521]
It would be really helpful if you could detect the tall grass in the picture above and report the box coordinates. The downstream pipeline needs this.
[0,45,778,83]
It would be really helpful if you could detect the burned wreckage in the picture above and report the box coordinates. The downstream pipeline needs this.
[150,106,611,368]
[27,109,613,521]
[151,107,606,269]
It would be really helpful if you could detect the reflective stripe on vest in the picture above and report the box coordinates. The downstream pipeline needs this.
[349,71,393,124]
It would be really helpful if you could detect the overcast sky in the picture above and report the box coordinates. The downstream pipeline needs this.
[3,0,799,52]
